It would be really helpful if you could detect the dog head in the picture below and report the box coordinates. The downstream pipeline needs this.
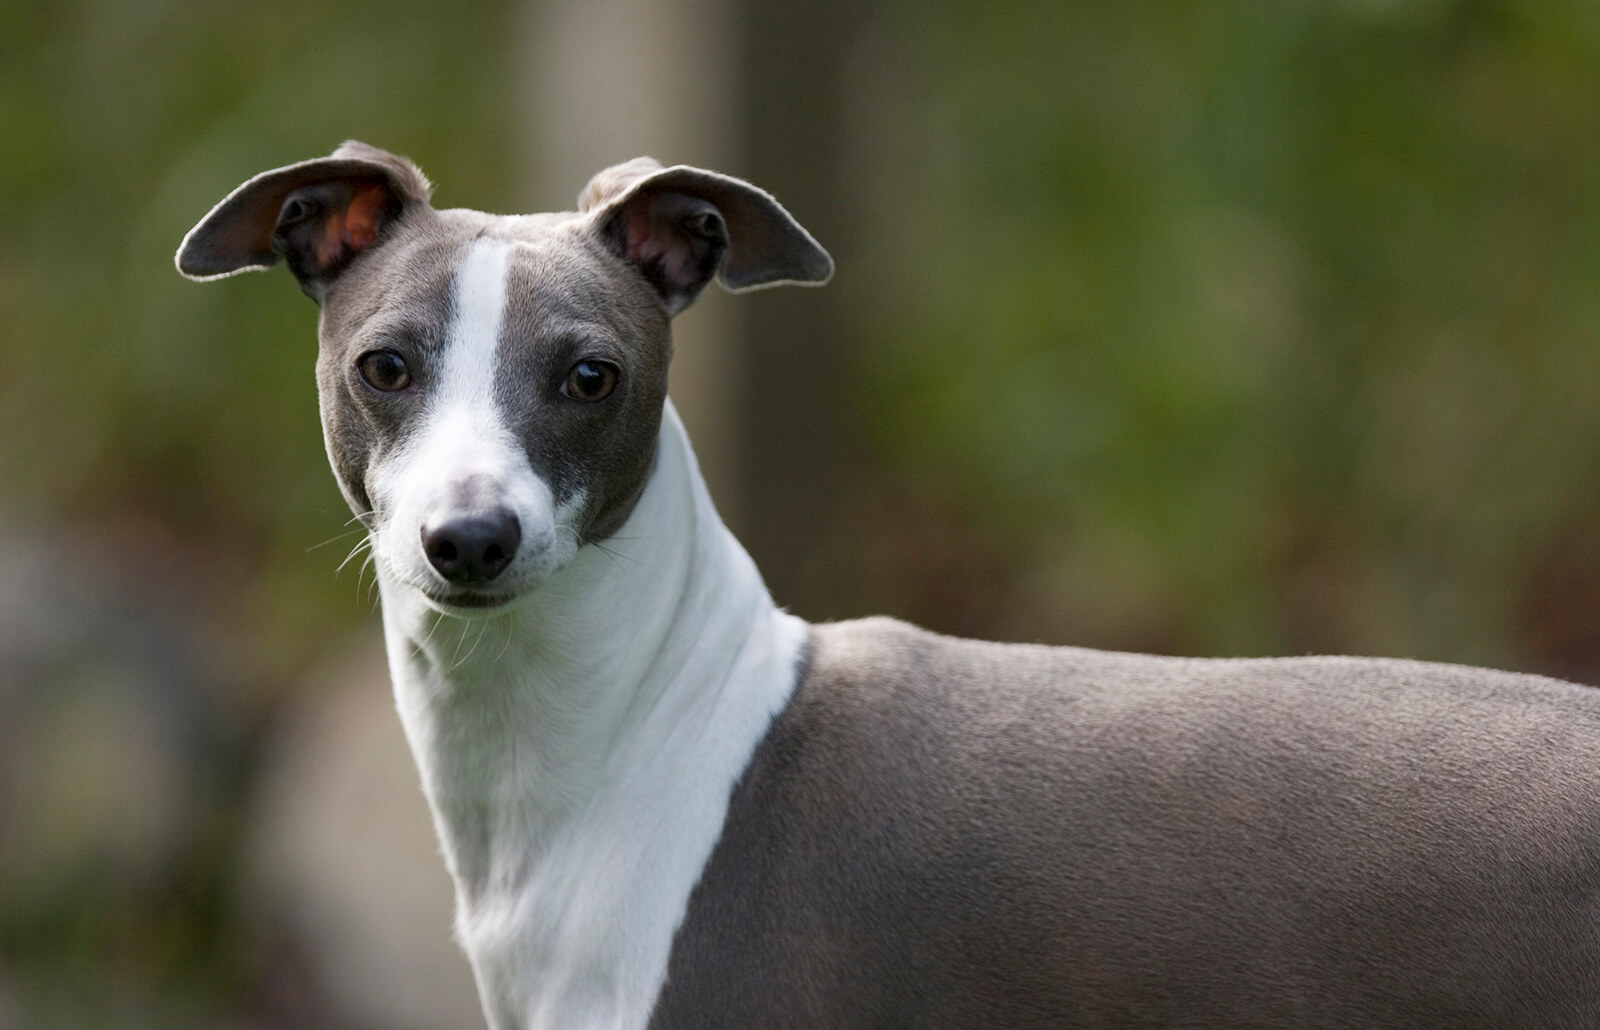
[177,141,831,612]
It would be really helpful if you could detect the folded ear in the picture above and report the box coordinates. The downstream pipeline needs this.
[580,158,833,315]
[175,141,432,300]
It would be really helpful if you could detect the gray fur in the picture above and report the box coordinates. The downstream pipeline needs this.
[655,618,1600,1028]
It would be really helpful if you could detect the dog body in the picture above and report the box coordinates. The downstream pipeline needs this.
[179,143,1600,1028]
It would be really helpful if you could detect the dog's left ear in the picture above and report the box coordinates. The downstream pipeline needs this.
[581,157,833,315]
[176,141,433,301]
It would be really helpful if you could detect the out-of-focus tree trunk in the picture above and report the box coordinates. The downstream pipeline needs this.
[732,0,865,617]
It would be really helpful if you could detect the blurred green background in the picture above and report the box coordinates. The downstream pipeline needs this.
[4,0,1600,1026]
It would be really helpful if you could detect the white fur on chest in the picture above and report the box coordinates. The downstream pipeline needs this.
[377,406,805,1030]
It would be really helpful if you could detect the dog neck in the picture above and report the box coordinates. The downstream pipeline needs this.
[376,400,807,1029]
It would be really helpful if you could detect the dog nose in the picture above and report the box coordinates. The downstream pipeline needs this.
[421,510,522,583]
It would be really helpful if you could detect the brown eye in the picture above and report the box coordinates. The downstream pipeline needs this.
[562,360,619,402]
[358,350,411,391]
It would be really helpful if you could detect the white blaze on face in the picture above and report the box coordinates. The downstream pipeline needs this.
[442,238,514,415]
[369,238,579,595]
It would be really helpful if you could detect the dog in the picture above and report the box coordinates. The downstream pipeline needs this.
[178,142,1600,1029]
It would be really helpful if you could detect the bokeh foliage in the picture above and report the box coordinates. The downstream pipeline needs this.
[854,0,1600,670]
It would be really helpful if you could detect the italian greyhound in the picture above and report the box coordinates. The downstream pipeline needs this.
[178,142,1600,1029]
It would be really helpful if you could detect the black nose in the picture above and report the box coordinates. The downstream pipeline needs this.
[421,510,522,584]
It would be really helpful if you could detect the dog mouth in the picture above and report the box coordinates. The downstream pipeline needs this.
[419,586,523,613]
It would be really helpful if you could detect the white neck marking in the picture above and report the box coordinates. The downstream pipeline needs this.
[376,402,806,1030]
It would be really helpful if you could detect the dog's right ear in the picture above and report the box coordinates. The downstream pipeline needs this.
[176,141,432,301]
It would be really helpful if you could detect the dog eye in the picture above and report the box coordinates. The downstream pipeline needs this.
[562,360,619,402]
[357,349,412,391]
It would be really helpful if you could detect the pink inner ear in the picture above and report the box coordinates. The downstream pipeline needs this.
[311,184,388,271]
[626,205,657,264]
[313,211,348,270]
[344,184,387,251]
[625,197,701,288]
